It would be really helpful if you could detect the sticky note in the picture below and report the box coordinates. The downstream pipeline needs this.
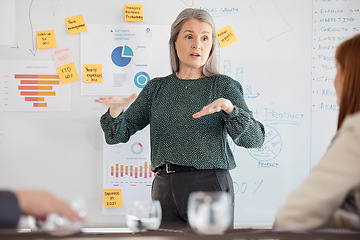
[53,47,74,68]
[36,30,56,49]
[216,25,238,48]
[65,14,87,35]
[56,62,79,85]
[83,64,102,83]
[124,4,143,22]
[103,189,122,208]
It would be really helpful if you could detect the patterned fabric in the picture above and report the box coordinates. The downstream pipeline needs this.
[100,73,265,171]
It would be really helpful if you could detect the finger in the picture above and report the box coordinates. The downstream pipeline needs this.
[95,97,111,103]
[194,106,223,118]
[94,98,105,102]
[54,200,82,222]
[215,106,222,112]
[129,93,138,100]
[192,109,211,118]
[125,94,137,104]
[192,112,203,118]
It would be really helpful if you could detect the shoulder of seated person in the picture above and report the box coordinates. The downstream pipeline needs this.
[341,112,360,134]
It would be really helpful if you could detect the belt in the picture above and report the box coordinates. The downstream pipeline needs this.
[156,163,198,174]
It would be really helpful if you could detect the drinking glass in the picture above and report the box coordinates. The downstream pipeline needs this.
[188,191,231,235]
[126,200,162,233]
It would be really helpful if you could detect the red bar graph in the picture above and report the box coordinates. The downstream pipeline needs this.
[33,103,47,107]
[18,86,53,90]
[15,74,59,79]
[20,91,56,96]
[20,80,60,85]
[110,162,153,179]
[25,97,45,101]
[15,74,60,108]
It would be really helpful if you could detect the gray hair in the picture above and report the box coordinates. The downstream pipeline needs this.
[169,8,220,76]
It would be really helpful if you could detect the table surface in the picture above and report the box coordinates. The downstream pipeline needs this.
[1,228,360,240]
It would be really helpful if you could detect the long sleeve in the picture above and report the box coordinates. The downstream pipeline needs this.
[100,73,264,171]
[0,191,21,229]
[100,80,153,145]
[274,113,360,231]
[220,77,265,148]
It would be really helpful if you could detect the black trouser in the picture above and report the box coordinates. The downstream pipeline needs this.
[151,165,234,229]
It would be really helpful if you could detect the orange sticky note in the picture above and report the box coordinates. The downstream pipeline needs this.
[56,62,79,84]
[83,64,102,83]
[124,4,143,22]
[36,30,56,49]
[216,25,238,48]
[65,14,87,34]
[103,189,122,208]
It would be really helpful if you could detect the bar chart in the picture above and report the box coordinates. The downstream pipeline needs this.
[0,60,71,111]
[109,161,155,179]
[15,74,59,108]
[103,129,153,187]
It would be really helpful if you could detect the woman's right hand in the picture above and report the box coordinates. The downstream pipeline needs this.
[95,93,137,118]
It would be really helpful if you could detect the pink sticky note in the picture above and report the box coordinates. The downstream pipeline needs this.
[52,47,74,68]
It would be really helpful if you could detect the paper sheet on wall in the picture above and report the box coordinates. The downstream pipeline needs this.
[80,24,171,96]
[102,126,152,215]
[0,60,71,111]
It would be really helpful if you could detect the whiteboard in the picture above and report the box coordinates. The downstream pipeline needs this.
[0,0,359,227]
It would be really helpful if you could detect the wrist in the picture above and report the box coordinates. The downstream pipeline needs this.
[109,107,124,118]
[224,100,234,114]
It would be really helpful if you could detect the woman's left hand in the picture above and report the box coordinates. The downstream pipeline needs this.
[192,98,234,118]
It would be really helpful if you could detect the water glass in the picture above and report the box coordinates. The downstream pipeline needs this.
[188,191,231,235]
[126,200,162,233]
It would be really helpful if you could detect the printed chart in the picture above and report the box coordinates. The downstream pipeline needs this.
[109,161,154,180]
[80,24,171,96]
[0,60,71,111]
[102,127,152,215]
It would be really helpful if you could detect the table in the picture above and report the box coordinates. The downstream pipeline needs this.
[1,228,360,240]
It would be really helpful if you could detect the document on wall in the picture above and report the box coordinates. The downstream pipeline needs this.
[0,60,71,111]
[102,126,152,215]
[80,24,171,96]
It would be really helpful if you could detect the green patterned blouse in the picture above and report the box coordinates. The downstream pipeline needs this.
[100,73,265,172]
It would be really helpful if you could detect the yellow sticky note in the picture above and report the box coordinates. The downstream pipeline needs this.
[216,25,238,48]
[83,64,102,83]
[56,62,79,84]
[124,4,143,22]
[65,14,87,35]
[36,30,56,49]
[103,189,122,208]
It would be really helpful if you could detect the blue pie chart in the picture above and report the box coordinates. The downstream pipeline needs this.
[111,46,133,67]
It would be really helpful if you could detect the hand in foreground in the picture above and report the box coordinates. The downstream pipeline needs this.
[95,94,138,118]
[192,98,234,119]
[14,190,83,222]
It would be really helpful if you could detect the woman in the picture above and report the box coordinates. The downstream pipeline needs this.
[96,8,265,228]
[274,34,360,231]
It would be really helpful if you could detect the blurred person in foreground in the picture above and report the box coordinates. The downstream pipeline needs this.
[0,190,82,229]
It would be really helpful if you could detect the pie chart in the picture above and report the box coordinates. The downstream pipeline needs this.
[111,45,133,67]
[131,142,143,154]
[134,72,150,88]
[247,125,282,161]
